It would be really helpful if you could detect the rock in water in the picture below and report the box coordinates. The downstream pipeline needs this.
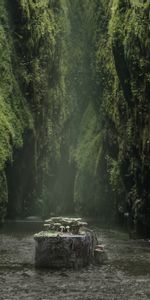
[34,217,107,269]
[94,248,108,265]
[34,231,93,269]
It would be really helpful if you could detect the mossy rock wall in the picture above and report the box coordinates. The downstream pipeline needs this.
[0,0,63,219]
[0,0,149,235]
[88,0,150,232]
[62,0,150,232]
[108,0,150,233]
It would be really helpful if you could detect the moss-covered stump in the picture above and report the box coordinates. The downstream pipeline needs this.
[34,231,95,269]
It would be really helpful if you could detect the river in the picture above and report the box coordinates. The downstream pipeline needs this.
[0,221,150,300]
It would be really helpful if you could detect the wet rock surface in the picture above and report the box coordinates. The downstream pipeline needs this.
[34,218,99,268]
[34,232,93,268]
[0,222,150,299]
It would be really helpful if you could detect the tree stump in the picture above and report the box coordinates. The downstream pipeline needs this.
[34,217,107,269]
[34,231,94,269]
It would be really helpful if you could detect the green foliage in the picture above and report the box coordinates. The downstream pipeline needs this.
[73,103,102,215]
[0,0,61,219]
[106,156,123,194]
[107,0,150,231]
[75,103,100,173]
[0,0,34,218]
[0,0,149,235]
[0,1,32,169]
[72,0,150,229]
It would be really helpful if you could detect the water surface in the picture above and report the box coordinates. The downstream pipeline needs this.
[0,221,150,300]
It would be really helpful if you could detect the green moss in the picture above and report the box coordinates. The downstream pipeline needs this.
[0,0,149,234]
[106,0,150,231]
[0,0,61,219]
[0,2,32,169]
[0,0,34,218]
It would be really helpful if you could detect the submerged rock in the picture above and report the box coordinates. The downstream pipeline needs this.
[94,245,108,265]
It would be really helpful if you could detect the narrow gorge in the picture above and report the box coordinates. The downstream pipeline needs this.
[0,0,149,236]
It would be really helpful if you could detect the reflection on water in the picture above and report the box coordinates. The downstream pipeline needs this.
[0,221,150,300]
[1,220,43,235]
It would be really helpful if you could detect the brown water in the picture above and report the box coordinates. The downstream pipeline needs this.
[0,222,150,300]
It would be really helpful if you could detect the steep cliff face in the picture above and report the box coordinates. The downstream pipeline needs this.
[66,0,150,230]
[0,0,149,234]
[66,0,112,219]
[91,0,150,232]
[108,0,150,233]
[0,0,32,220]
[0,0,63,219]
